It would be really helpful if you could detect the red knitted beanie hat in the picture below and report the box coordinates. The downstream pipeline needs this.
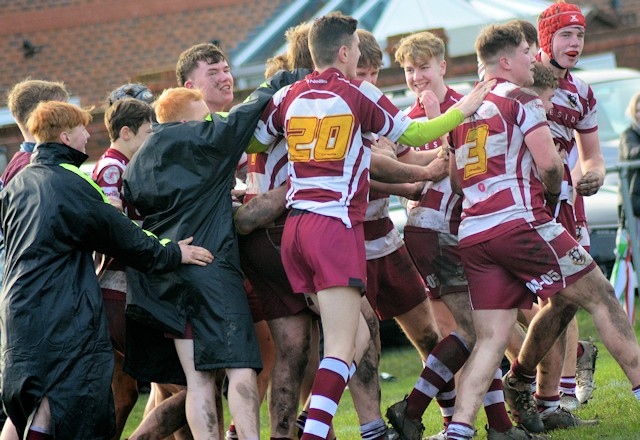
[538,1,586,59]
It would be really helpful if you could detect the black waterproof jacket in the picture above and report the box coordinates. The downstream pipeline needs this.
[0,143,182,439]
[123,70,306,384]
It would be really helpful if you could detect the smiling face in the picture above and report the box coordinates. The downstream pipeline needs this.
[403,56,446,98]
[62,124,90,153]
[184,60,234,113]
[509,39,536,87]
[551,26,585,69]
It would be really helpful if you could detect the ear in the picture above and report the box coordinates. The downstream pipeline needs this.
[119,126,131,141]
[337,45,349,64]
[499,55,511,71]
[184,80,194,89]
[440,59,447,75]
[59,131,70,146]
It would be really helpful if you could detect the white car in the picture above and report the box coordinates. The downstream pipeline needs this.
[573,68,640,276]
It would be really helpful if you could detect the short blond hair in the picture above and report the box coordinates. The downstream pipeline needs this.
[265,53,289,79]
[286,22,313,70]
[27,101,91,143]
[154,88,204,123]
[394,31,445,66]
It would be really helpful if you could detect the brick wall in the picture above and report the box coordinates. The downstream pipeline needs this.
[3,0,640,163]
[0,0,290,161]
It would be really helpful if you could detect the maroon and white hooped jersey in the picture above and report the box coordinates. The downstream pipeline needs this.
[451,79,551,247]
[364,132,403,260]
[364,189,403,260]
[244,138,288,202]
[91,147,142,298]
[254,68,411,228]
[91,148,142,222]
[547,70,598,203]
[404,87,464,234]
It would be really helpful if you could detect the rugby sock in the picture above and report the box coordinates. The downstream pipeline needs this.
[360,418,388,440]
[405,332,470,420]
[295,410,308,439]
[509,358,536,385]
[633,385,640,400]
[446,422,475,440]
[434,379,455,427]
[225,424,238,440]
[301,357,349,440]
[483,368,513,433]
[349,361,357,381]
[559,376,577,397]
[25,428,53,440]
[534,393,560,416]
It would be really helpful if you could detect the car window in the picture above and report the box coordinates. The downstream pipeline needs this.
[590,77,640,143]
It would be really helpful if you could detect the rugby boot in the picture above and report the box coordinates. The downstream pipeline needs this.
[502,373,544,433]
[540,407,599,431]
[386,398,424,440]
[575,338,598,404]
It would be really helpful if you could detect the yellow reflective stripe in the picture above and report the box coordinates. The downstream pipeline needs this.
[59,163,109,203]
[60,163,171,247]
[207,112,228,121]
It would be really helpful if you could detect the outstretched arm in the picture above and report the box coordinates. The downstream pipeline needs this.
[234,185,288,235]
[370,152,448,184]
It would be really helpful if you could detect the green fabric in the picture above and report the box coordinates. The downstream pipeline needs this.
[398,108,464,146]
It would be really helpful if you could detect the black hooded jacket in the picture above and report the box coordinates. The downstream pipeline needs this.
[0,142,182,438]
[122,69,307,384]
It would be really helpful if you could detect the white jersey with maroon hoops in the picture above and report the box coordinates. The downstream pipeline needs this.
[244,138,288,202]
[91,147,141,298]
[451,79,552,247]
[404,87,464,234]
[92,148,141,222]
[363,132,404,259]
[547,70,598,203]
[254,68,411,228]
[364,190,404,260]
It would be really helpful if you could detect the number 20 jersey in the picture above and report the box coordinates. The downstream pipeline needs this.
[254,68,411,228]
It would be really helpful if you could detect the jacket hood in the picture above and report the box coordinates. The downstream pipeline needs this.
[32,142,89,167]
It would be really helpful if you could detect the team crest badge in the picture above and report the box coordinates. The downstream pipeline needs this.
[103,166,121,185]
[567,246,587,265]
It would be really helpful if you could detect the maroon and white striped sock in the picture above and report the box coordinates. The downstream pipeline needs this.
[301,357,349,440]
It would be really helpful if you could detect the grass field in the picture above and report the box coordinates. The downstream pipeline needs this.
[122,307,640,439]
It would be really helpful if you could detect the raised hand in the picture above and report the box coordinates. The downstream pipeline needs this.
[452,79,496,117]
